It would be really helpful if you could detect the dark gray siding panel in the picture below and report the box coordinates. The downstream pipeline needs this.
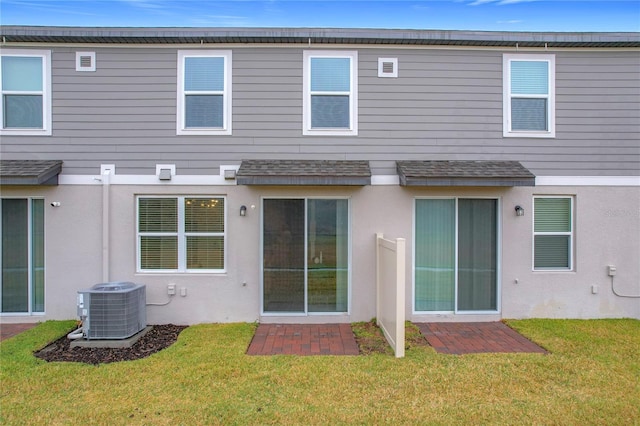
[1,46,638,176]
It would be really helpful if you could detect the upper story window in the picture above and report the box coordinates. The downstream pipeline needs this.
[177,50,232,135]
[503,54,555,138]
[0,50,51,136]
[303,50,358,136]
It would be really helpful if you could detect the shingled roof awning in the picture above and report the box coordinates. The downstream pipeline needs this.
[0,160,63,185]
[396,161,535,187]
[237,160,371,186]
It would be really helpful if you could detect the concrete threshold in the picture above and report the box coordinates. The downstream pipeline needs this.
[70,326,152,349]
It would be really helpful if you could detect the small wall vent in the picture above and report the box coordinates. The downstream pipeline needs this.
[76,51,96,72]
[378,58,398,78]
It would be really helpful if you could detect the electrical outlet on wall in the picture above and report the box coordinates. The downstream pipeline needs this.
[168,284,176,296]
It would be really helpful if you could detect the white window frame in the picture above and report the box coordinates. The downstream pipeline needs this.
[532,195,574,272]
[176,50,232,136]
[136,195,226,273]
[303,50,358,136]
[0,49,52,136]
[503,53,555,138]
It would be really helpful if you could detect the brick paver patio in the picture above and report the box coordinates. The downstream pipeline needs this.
[247,323,360,356]
[416,322,548,355]
[0,323,38,342]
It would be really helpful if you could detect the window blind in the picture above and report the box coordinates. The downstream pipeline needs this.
[3,95,43,128]
[534,235,569,269]
[138,198,177,233]
[512,98,547,131]
[185,198,224,233]
[184,57,224,91]
[185,95,224,128]
[187,236,224,269]
[535,198,571,232]
[310,57,350,92]
[511,61,548,95]
[140,236,178,269]
[2,56,43,91]
[311,95,350,128]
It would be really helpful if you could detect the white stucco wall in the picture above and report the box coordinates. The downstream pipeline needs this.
[2,183,638,324]
[501,186,640,319]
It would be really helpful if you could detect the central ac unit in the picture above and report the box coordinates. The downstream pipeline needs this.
[77,282,146,340]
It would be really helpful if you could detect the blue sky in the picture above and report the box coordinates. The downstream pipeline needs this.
[1,1,638,32]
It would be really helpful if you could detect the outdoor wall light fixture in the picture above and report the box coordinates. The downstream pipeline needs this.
[240,205,247,217]
[515,205,525,217]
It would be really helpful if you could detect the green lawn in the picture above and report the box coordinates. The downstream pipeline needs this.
[1,319,638,425]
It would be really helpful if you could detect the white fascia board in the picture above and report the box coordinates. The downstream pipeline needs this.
[371,175,400,185]
[58,174,640,187]
[536,176,640,186]
[59,174,238,185]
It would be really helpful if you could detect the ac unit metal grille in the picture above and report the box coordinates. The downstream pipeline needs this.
[78,282,146,340]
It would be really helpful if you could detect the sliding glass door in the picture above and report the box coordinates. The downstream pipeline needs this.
[263,199,306,312]
[1,198,45,314]
[263,198,348,314]
[415,199,456,311]
[415,198,498,313]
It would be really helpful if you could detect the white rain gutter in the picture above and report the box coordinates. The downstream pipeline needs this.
[101,167,111,282]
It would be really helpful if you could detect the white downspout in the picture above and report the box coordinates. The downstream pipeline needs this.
[101,168,111,283]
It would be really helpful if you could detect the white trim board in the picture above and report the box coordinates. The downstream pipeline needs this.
[59,174,237,186]
[56,173,640,186]
[535,176,640,186]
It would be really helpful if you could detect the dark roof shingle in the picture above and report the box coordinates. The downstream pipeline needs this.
[0,160,63,185]
[397,160,535,187]
[237,160,371,186]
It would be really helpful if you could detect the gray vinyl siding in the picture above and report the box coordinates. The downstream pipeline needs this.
[1,46,638,176]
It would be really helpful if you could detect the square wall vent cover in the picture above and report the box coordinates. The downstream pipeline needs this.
[378,58,398,78]
[76,52,96,72]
